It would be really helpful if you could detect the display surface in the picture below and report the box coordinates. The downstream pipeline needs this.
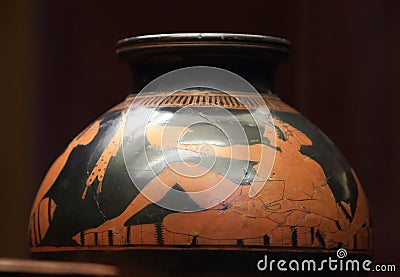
[0,258,117,276]
[29,34,371,272]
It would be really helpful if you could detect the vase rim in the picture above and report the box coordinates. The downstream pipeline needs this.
[116,33,291,55]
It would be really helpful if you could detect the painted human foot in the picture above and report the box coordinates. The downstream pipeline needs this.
[73,218,126,246]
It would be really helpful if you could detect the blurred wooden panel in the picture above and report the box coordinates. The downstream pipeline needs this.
[0,0,35,258]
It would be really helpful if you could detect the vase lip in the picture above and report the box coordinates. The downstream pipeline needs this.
[116,33,291,55]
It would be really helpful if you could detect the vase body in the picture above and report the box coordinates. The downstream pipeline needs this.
[29,34,372,276]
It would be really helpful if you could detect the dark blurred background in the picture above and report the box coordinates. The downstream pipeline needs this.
[1,0,399,271]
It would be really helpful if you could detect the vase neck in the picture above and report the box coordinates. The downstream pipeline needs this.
[116,33,291,94]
